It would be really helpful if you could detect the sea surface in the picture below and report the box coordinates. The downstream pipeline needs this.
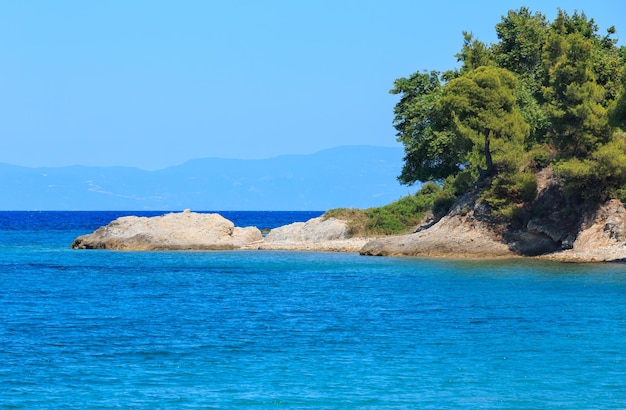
[1,211,626,408]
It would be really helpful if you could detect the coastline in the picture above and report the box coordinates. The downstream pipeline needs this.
[69,209,626,263]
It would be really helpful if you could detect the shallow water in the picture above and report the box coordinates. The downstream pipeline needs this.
[1,212,626,408]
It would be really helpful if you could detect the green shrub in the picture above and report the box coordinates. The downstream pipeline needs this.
[490,203,518,219]
[515,172,538,203]
[432,190,457,216]
[363,187,440,235]
[529,145,552,169]
[325,182,445,236]
[420,181,442,195]
[364,207,408,234]
[555,133,626,201]
[452,170,476,195]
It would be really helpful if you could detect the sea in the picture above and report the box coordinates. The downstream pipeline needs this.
[1,211,626,409]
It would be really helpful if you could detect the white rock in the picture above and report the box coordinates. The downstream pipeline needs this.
[265,217,349,242]
[71,211,262,250]
[256,217,369,252]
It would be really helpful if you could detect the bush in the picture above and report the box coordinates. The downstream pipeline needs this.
[556,134,626,201]
[515,172,538,203]
[324,183,444,236]
[452,170,476,195]
[432,190,457,216]
[420,181,441,195]
[363,186,441,235]
[528,145,552,169]
[364,207,408,234]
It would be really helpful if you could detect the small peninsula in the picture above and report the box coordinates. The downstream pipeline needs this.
[72,7,626,263]
[360,7,626,263]
[70,195,626,262]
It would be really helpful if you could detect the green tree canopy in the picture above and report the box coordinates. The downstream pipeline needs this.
[440,66,529,178]
[390,70,467,184]
[456,31,494,74]
[493,7,548,91]
[541,10,615,157]
[392,7,625,208]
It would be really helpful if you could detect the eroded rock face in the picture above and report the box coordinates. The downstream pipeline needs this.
[361,189,515,258]
[360,213,514,258]
[71,210,262,250]
[364,189,626,262]
[545,199,626,262]
[517,172,580,252]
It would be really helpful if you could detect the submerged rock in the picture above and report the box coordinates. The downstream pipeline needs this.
[71,210,262,250]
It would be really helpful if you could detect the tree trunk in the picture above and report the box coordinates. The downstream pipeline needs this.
[478,133,494,182]
[484,134,493,174]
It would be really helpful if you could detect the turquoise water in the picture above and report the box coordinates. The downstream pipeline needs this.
[1,212,626,408]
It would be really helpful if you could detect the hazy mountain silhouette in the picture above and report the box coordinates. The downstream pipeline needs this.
[0,146,416,210]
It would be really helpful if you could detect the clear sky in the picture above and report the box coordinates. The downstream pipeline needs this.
[1,1,623,169]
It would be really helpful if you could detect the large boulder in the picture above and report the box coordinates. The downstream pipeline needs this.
[71,210,262,250]
[253,216,370,252]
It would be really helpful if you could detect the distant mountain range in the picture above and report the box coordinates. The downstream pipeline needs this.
[0,146,417,210]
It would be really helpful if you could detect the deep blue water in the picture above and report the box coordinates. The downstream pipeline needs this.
[1,211,626,408]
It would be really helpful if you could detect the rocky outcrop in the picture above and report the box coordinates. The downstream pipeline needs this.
[501,169,626,261]
[249,216,370,252]
[360,217,514,258]
[70,192,626,262]
[360,169,626,262]
[541,199,626,262]
[71,210,262,250]
[360,191,515,258]
[70,212,367,252]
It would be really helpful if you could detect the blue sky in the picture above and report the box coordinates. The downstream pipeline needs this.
[1,1,623,169]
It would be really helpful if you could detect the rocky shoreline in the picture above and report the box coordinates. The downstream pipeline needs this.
[360,197,626,263]
[70,210,369,253]
[71,203,626,263]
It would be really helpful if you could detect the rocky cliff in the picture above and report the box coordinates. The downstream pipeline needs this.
[361,169,626,262]
[360,188,516,258]
[541,199,626,262]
